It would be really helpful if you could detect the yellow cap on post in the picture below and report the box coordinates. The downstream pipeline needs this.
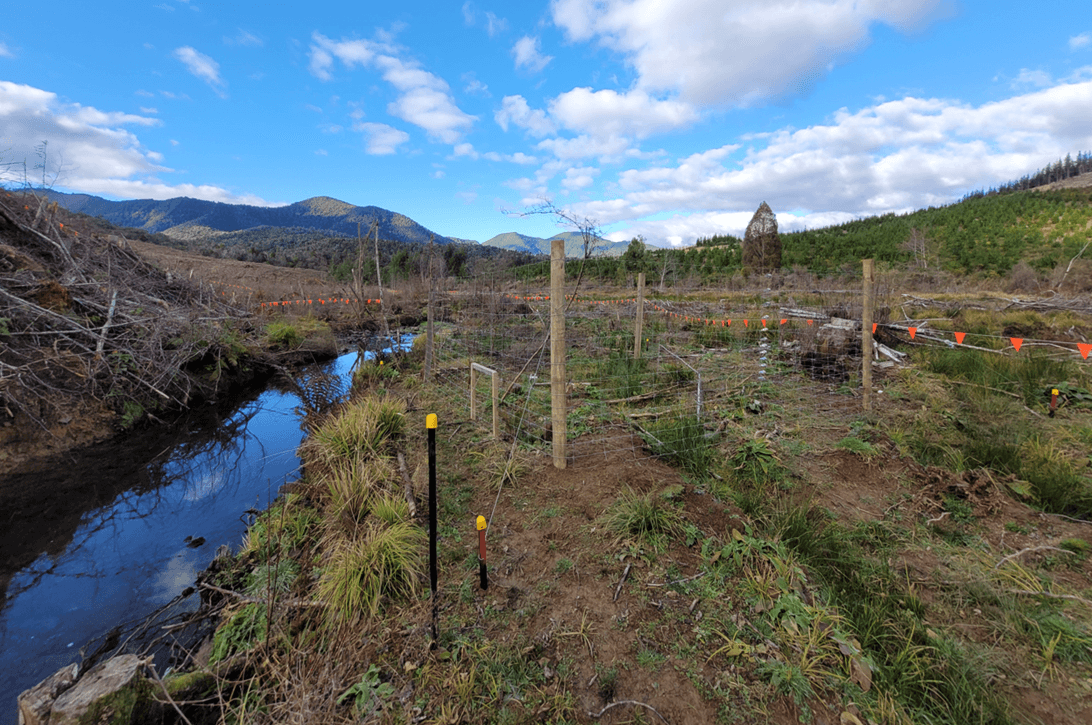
[1052,389,1059,396]
[476,515,487,531]
[426,413,438,429]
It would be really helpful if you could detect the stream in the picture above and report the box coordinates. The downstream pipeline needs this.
[0,342,406,724]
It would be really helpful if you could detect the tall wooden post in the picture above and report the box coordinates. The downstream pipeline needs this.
[634,272,646,359]
[862,259,874,413]
[550,239,567,469]
[425,238,435,380]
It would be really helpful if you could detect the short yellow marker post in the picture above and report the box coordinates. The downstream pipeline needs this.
[476,515,488,590]
[1050,388,1059,418]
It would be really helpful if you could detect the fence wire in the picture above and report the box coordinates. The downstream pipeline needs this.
[427,290,875,469]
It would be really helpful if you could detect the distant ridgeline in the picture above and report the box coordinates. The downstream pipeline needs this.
[36,190,539,280]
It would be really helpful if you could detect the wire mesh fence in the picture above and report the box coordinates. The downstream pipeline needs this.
[426,288,880,469]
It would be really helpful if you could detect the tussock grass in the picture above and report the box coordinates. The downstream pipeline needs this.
[646,415,715,477]
[323,457,395,530]
[305,394,407,467]
[601,487,684,544]
[318,520,426,623]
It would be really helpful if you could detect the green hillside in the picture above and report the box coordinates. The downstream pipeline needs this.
[781,186,1092,275]
[507,184,1092,286]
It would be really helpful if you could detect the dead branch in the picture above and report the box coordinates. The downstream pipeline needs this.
[396,451,418,517]
[613,563,631,602]
[1006,590,1092,607]
[197,582,325,608]
[994,546,1076,569]
[588,699,670,723]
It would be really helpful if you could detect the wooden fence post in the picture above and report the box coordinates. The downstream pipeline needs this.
[634,272,645,359]
[862,258,874,413]
[550,239,567,469]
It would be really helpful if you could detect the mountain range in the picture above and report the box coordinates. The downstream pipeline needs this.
[38,190,629,257]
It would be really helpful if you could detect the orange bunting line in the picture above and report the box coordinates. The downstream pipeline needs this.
[1079,343,1092,360]
[1010,337,1024,352]
[954,332,966,344]
[908,327,917,339]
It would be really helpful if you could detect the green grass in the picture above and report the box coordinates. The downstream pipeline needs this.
[306,394,407,466]
[210,603,267,664]
[646,415,715,477]
[317,520,426,623]
[601,487,684,546]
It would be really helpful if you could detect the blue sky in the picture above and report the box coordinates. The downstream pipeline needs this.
[1,1,1090,246]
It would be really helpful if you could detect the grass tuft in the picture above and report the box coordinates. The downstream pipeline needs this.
[601,487,684,545]
[318,520,426,624]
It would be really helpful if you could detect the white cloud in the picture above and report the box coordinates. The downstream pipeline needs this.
[314,149,328,156]
[169,139,179,146]
[432,169,445,179]
[1070,32,1091,50]
[483,151,540,164]
[0,81,274,206]
[309,32,476,144]
[173,46,227,97]
[1011,68,1052,89]
[495,95,557,136]
[561,165,599,190]
[550,0,944,107]
[226,29,263,47]
[485,12,508,37]
[463,72,490,96]
[139,106,158,114]
[456,190,478,204]
[0,42,13,58]
[463,3,508,36]
[559,79,1092,242]
[535,133,631,160]
[135,89,155,98]
[452,142,477,158]
[549,87,698,138]
[353,121,411,154]
[512,36,553,73]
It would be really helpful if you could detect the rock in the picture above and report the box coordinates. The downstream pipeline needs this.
[49,655,150,725]
[18,663,78,725]
[742,201,782,272]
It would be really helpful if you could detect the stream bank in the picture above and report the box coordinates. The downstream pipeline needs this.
[2,337,412,725]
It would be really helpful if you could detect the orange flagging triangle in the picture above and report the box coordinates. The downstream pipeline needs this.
[1078,343,1092,359]
[762,319,767,327]
[872,323,877,334]
[908,327,917,339]
[780,319,787,325]
[954,332,966,344]
[1010,337,1024,352]
[743,319,749,327]
[807,319,813,326]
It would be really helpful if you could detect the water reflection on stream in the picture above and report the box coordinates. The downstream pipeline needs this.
[0,347,389,723]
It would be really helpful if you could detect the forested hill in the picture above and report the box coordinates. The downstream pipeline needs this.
[778,184,1092,275]
[37,191,456,246]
